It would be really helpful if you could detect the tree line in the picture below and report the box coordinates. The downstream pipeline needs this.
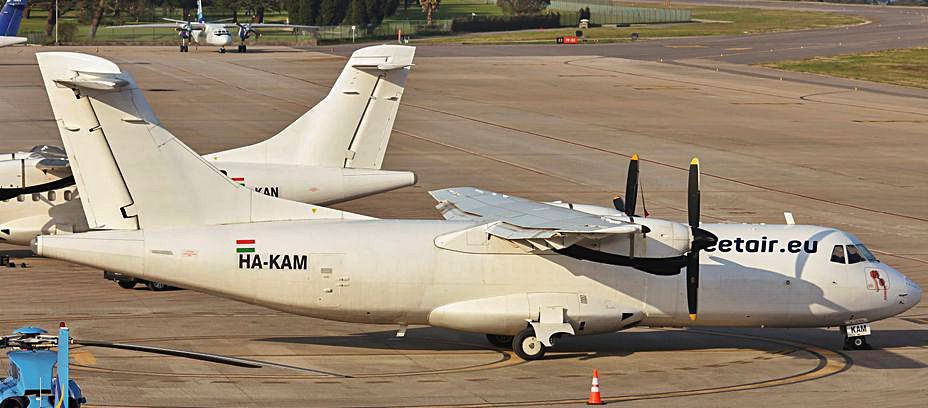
[24,0,282,37]
[285,0,400,26]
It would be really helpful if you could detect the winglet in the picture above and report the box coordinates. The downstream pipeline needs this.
[690,157,699,166]
[689,314,697,321]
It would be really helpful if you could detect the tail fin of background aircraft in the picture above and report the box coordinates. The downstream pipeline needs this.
[0,0,26,37]
[196,0,204,23]
[37,52,367,230]
[208,45,415,170]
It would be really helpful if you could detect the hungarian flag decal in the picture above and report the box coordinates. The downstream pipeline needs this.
[231,177,245,186]
[236,239,255,253]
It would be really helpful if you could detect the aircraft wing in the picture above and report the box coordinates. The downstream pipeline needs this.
[430,187,640,249]
[225,23,319,30]
[108,22,202,30]
[0,36,27,47]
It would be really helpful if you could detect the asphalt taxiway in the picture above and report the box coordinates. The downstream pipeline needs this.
[1,7,927,406]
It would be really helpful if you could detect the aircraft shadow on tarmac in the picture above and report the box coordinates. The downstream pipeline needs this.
[257,326,927,369]
[0,248,35,258]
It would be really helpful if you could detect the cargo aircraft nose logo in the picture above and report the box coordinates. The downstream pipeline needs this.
[867,269,889,300]
[237,239,308,270]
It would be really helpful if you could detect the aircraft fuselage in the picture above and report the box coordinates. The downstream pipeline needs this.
[34,220,921,334]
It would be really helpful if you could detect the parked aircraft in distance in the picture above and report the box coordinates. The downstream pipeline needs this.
[2,45,416,277]
[32,51,921,359]
[0,0,27,47]
[107,0,316,53]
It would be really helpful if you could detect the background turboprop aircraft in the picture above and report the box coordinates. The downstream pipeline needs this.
[1,45,416,262]
[31,51,921,360]
[0,0,27,47]
[107,0,317,53]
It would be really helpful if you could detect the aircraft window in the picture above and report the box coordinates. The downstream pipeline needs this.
[17,195,24,202]
[31,193,40,202]
[854,244,879,263]
[48,191,56,201]
[64,190,72,201]
[830,245,845,264]
[846,245,864,264]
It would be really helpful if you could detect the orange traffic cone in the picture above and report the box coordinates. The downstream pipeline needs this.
[587,369,604,405]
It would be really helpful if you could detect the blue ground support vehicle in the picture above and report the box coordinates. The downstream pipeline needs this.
[0,324,85,408]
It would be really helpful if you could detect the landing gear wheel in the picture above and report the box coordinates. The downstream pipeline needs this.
[1,397,29,408]
[845,336,872,350]
[486,334,513,348]
[237,44,247,53]
[513,327,546,360]
[117,280,136,289]
[219,47,226,54]
[180,44,189,52]
[147,281,169,291]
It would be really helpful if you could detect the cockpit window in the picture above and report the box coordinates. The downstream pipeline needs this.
[853,244,878,263]
[846,245,864,264]
[830,245,845,264]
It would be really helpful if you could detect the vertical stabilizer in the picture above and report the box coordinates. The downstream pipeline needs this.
[37,52,366,230]
[208,45,415,170]
[196,0,204,23]
[0,0,26,37]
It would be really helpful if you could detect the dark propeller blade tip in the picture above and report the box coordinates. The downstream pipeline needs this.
[612,196,625,212]
[691,227,718,252]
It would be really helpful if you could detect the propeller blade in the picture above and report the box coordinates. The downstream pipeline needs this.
[612,196,625,212]
[624,153,639,217]
[687,252,699,320]
[688,157,700,227]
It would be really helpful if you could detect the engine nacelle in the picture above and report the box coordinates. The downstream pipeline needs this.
[0,158,70,191]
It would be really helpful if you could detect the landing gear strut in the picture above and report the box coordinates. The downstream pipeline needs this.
[513,327,546,360]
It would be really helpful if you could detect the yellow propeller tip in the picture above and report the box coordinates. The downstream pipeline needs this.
[631,153,639,161]
[690,157,699,166]
[689,314,697,321]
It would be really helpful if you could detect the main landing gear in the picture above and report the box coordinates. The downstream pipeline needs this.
[179,44,189,52]
[513,327,547,360]
[485,334,513,348]
[237,44,247,53]
[485,329,548,360]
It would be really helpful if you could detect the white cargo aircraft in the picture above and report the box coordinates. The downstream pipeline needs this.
[1,45,415,250]
[31,52,921,359]
[107,0,316,53]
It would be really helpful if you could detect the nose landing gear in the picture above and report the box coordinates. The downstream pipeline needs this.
[841,324,873,350]
[844,335,872,350]
[219,47,227,54]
